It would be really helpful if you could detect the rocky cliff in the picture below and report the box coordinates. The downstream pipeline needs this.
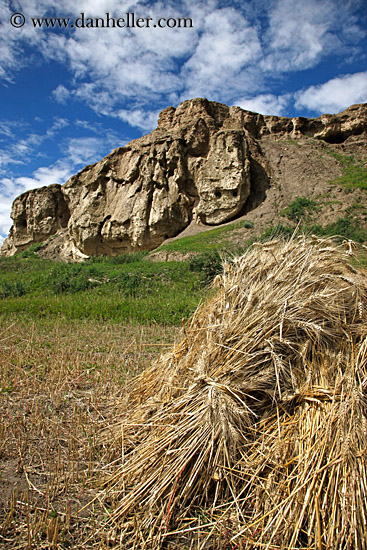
[2,99,367,259]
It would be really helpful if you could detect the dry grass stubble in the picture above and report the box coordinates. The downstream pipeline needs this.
[0,320,178,549]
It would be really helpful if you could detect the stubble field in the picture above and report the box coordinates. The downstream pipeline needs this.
[0,319,179,549]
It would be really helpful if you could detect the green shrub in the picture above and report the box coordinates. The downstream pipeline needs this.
[89,251,148,265]
[49,264,98,294]
[0,281,26,298]
[19,242,44,258]
[260,224,295,241]
[117,272,145,296]
[281,197,317,221]
[308,217,367,243]
[188,250,222,286]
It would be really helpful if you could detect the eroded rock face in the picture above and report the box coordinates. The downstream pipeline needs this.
[196,130,251,224]
[1,98,366,258]
[2,185,70,255]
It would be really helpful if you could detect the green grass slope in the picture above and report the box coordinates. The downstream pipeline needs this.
[1,211,367,325]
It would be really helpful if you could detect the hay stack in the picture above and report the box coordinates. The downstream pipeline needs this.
[102,236,367,549]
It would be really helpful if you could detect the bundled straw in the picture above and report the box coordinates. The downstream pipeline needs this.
[102,236,367,549]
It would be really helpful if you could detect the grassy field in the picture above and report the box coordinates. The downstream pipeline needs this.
[0,319,179,549]
[1,215,367,326]
[0,250,216,325]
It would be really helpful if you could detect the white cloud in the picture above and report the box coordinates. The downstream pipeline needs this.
[0,6,20,81]
[116,108,160,132]
[2,0,366,129]
[0,150,25,171]
[36,0,200,116]
[182,7,261,99]
[52,85,71,104]
[15,164,73,190]
[0,112,128,236]
[3,1,260,122]
[0,125,129,235]
[1,162,72,199]
[0,121,16,139]
[49,117,69,132]
[0,2,62,80]
[237,93,290,115]
[295,72,367,114]
[0,118,70,170]
[64,136,112,165]
[73,120,130,148]
[0,194,14,238]
[61,0,135,15]
[262,0,362,72]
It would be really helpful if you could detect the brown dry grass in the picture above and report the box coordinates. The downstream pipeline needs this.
[101,236,367,549]
[0,319,178,549]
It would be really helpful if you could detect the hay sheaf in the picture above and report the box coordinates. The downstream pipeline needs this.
[102,236,367,549]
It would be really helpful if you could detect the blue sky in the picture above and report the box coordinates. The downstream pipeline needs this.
[0,0,366,241]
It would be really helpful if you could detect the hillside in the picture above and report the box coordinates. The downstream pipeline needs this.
[1,98,367,261]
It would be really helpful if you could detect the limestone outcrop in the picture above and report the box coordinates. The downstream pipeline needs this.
[1,99,366,259]
[1,184,70,256]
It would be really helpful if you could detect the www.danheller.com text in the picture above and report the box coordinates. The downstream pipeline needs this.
[10,12,194,29]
